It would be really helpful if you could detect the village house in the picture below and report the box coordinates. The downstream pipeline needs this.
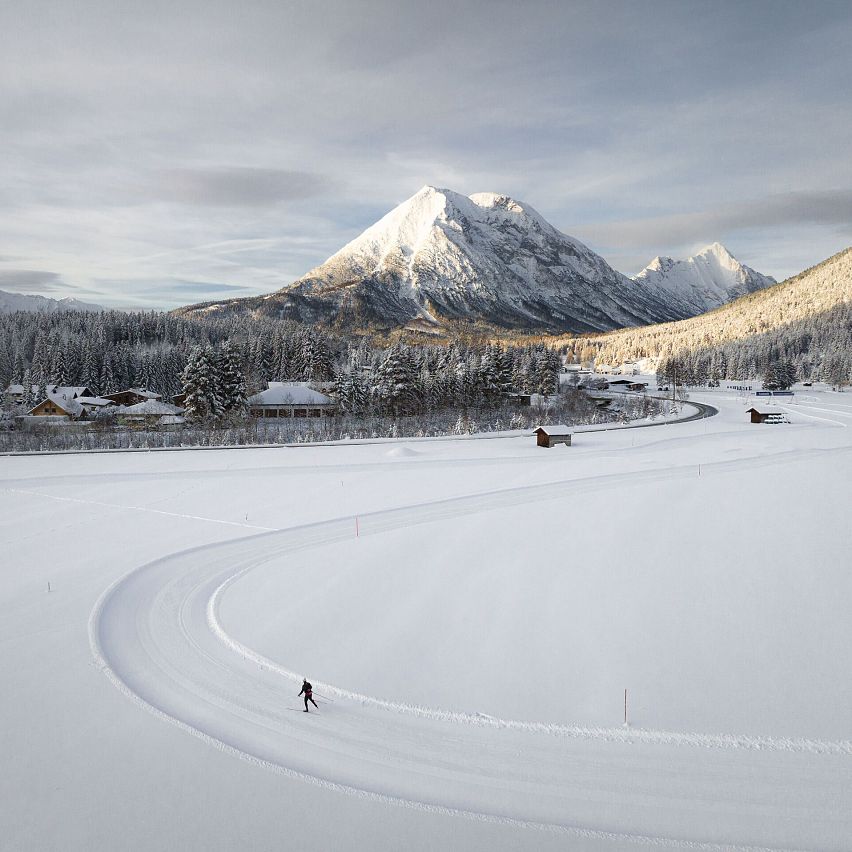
[534,424,573,448]
[24,385,104,419]
[102,387,161,407]
[247,381,337,418]
[4,383,33,404]
[117,399,185,427]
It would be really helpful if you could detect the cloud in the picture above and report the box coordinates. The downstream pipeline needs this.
[577,190,852,251]
[0,269,67,293]
[0,2,851,306]
[149,168,333,207]
[91,277,263,310]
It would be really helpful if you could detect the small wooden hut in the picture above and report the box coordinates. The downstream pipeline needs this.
[534,425,573,448]
[746,407,785,424]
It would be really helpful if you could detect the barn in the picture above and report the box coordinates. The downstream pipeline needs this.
[534,424,573,448]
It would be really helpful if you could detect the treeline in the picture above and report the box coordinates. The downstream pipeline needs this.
[650,301,852,389]
[0,309,563,418]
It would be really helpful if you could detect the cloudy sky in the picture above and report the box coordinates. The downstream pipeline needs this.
[2,0,851,309]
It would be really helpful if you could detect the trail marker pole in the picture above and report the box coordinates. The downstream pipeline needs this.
[355,517,359,538]
[624,689,628,726]
[47,581,51,593]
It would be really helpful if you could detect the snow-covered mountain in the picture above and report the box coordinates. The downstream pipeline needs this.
[0,289,105,314]
[632,243,775,316]
[183,186,687,334]
[571,246,852,369]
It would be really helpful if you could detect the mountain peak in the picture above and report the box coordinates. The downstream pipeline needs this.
[179,186,725,334]
[633,243,775,314]
[695,242,741,268]
[263,184,684,333]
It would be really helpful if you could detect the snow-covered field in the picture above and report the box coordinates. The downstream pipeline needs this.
[2,385,851,851]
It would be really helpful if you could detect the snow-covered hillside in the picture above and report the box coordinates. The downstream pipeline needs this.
[0,289,104,314]
[2,386,851,851]
[571,246,852,371]
[632,242,775,315]
[182,186,688,334]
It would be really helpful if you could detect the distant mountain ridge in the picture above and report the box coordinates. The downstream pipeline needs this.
[566,246,852,368]
[0,289,105,314]
[179,186,700,334]
[631,242,776,316]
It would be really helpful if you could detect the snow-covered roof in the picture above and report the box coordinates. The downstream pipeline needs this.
[45,385,91,398]
[248,382,335,406]
[104,387,161,400]
[5,384,24,395]
[77,396,113,407]
[121,399,183,415]
[534,424,572,435]
[28,389,83,417]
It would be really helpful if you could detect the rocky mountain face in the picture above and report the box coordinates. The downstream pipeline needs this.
[632,242,776,316]
[0,289,105,314]
[182,186,689,334]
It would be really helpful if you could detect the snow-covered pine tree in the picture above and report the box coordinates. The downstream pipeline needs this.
[181,345,222,420]
[217,341,247,415]
[81,343,101,394]
[20,368,33,409]
[374,344,418,416]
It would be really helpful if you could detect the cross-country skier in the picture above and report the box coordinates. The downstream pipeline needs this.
[299,678,318,712]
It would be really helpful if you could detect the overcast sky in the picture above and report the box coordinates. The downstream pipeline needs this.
[2,0,851,309]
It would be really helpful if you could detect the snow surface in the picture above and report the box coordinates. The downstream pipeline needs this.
[2,386,851,851]
[632,243,776,316]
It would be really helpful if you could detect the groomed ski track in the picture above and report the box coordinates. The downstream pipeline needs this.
[88,393,852,852]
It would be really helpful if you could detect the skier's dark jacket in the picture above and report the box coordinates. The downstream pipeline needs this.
[299,681,312,696]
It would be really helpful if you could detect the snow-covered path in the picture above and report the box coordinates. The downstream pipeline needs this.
[4,386,852,851]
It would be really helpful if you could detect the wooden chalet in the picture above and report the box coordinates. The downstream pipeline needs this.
[534,424,573,448]
[25,385,101,419]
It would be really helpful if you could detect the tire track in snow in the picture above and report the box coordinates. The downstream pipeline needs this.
[88,441,852,848]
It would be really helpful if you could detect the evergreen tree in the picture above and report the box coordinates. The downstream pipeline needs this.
[217,341,247,415]
[373,344,418,415]
[181,345,221,420]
